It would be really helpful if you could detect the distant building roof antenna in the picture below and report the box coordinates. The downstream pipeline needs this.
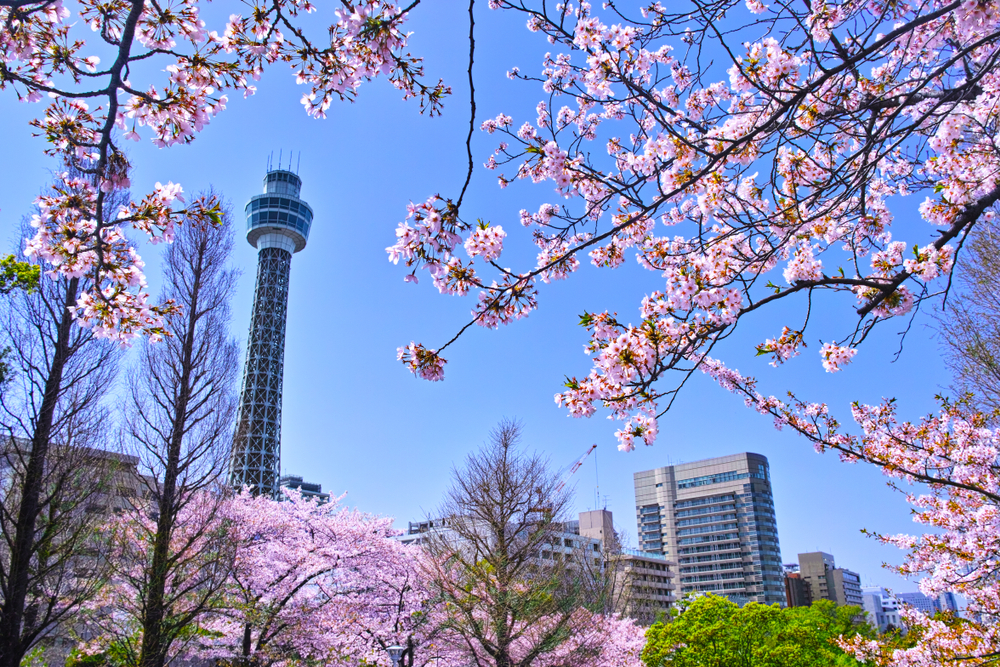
[296,152,301,174]
[594,445,600,510]
[278,149,282,171]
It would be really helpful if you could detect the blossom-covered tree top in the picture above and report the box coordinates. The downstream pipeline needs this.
[389,0,998,450]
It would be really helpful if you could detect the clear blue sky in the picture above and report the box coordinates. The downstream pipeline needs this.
[0,2,955,594]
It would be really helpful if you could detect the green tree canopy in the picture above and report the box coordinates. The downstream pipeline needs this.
[641,594,876,667]
[0,255,39,295]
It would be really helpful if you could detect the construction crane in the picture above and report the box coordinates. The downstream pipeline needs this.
[554,444,596,493]
[529,444,598,518]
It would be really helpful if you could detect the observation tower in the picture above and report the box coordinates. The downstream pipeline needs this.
[230,162,313,497]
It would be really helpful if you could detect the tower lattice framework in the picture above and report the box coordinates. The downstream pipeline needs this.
[230,167,313,497]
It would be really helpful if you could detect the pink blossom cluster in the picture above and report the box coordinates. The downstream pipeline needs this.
[782,242,824,285]
[520,202,561,227]
[397,342,447,381]
[535,234,582,283]
[614,413,659,452]
[464,224,507,261]
[386,196,467,286]
[756,327,805,368]
[21,172,192,343]
[819,342,857,373]
[904,244,955,281]
[473,274,538,329]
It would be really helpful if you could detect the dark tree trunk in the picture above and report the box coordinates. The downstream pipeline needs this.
[0,279,78,667]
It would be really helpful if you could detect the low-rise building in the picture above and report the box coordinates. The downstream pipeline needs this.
[402,509,676,624]
[0,441,147,663]
[862,586,903,632]
[784,569,809,608]
[399,514,603,567]
[279,474,330,503]
[608,548,676,623]
[789,552,863,607]
[579,509,676,623]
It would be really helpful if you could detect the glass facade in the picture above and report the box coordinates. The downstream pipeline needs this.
[244,169,312,253]
[676,468,768,489]
[245,195,314,239]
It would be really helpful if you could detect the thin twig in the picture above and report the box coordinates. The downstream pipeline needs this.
[456,0,477,211]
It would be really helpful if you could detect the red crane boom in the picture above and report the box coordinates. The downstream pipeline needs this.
[555,444,596,493]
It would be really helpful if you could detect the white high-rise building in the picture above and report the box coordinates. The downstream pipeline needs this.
[633,453,784,605]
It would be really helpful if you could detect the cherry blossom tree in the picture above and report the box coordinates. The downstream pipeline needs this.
[203,490,421,667]
[2,0,447,345]
[389,0,1000,451]
[411,419,646,667]
[723,391,999,665]
[81,489,235,667]
[334,541,464,667]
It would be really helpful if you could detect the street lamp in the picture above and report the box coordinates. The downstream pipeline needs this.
[386,645,407,667]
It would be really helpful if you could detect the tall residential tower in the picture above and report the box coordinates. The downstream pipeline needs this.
[633,453,785,605]
[230,166,313,497]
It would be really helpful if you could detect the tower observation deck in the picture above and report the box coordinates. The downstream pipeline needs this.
[230,167,313,497]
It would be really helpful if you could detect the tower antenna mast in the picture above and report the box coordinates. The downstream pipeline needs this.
[594,446,600,510]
